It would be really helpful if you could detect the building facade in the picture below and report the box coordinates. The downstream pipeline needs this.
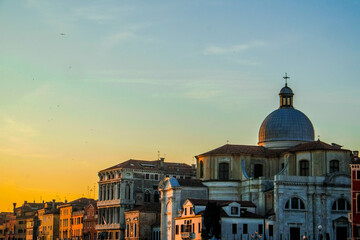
[59,198,95,240]
[194,81,355,240]
[174,199,264,240]
[124,203,160,240]
[83,202,97,240]
[97,158,195,240]
[158,178,208,240]
[350,152,360,239]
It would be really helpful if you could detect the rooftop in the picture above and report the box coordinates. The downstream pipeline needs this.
[99,159,194,175]
[197,144,283,158]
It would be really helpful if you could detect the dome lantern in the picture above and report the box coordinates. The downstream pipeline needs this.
[279,73,294,108]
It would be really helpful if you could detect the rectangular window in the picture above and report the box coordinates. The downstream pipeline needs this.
[176,225,179,235]
[259,224,263,234]
[243,224,248,234]
[198,223,201,233]
[155,174,159,180]
[269,225,273,236]
[231,207,239,215]
[218,163,229,180]
[232,224,237,234]
[184,208,187,215]
[300,160,309,176]
[145,174,150,179]
[190,207,193,215]
[357,170,360,180]
[330,160,339,173]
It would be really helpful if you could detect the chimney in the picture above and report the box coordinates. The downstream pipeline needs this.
[160,157,165,168]
[52,199,55,209]
[65,199,67,203]
[13,203,16,213]
[191,164,195,169]
[24,201,27,204]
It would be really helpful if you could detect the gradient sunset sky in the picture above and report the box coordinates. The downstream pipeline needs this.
[1,0,360,211]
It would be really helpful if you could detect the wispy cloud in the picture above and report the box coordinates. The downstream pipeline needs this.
[0,117,38,138]
[203,41,266,55]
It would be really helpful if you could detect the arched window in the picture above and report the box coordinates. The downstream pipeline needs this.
[144,191,150,202]
[357,195,360,213]
[254,164,263,179]
[285,197,305,210]
[218,162,229,180]
[299,160,309,176]
[154,191,160,203]
[330,160,340,173]
[125,184,131,200]
[199,161,204,178]
[332,198,350,211]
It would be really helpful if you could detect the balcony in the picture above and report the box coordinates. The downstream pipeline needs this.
[97,199,121,207]
[96,223,120,230]
[181,232,194,239]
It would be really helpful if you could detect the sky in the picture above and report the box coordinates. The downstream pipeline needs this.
[0,0,360,211]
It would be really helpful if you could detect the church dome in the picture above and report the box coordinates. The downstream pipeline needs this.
[258,108,314,147]
[258,76,315,149]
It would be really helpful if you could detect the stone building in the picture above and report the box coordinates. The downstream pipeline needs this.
[173,199,263,240]
[124,203,160,240]
[96,158,195,240]
[0,213,10,240]
[38,200,63,240]
[194,80,355,240]
[350,151,360,239]
[83,202,98,240]
[158,178,208,240]
[59,198,95,240]
[9,202,44,240]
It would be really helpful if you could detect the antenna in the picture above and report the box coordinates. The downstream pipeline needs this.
[157,150,160,160]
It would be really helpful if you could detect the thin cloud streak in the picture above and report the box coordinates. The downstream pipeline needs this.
[203,41,266,55]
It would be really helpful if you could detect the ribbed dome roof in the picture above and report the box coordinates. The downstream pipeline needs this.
[258,108,314,144]
[279,86,294,95]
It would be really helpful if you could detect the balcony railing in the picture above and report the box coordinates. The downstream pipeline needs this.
[95,224,120,230]
[97,199,121,207]
[181,232,194,239]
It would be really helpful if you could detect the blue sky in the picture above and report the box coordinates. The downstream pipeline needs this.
[0,0,359,209]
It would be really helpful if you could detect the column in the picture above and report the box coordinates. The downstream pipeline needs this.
[115,183,119,199]
[98,209,101,224]
[120,182,125,201]
[112,207,116,223]
[106,184,109,200]
[102,185,105,201]
[98,184,101,201]
[118,183,121,199]
[105,208,108,224]
[114,207,118,224]
[130,181,134,201]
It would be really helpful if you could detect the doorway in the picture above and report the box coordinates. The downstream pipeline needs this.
[290,227,300,240]
[336,226,347,240]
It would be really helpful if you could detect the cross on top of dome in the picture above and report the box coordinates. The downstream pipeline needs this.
[283,72,290,87]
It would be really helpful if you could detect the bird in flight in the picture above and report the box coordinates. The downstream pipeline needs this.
[60,33,66,36]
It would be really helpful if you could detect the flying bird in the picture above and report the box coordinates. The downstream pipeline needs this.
[60,33,66,36]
